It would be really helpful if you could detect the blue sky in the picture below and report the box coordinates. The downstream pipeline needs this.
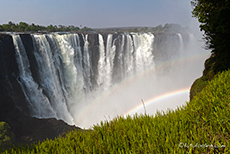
[0,0,196,28]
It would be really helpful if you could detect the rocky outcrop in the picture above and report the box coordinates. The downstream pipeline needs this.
[189,54,216,100]
[0,34,29,120]
[11,116,79,146]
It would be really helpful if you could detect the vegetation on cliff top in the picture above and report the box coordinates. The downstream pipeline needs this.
[0,21,92,32]
[0,21,186,33]
[190,0,230,99]
[1,69,230,153]
[191,0,230,73]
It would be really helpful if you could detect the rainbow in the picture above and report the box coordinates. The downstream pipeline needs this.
[74,51,209,128]
[123,88,190,117]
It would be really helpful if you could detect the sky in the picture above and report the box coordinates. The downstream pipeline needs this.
[0,0,197,28]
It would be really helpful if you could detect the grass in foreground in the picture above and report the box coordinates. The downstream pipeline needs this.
[2,70,230,153]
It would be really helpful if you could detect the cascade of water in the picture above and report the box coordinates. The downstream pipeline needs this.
[115,34,125,80]
[82,34,92,91]
[177,33,184,55]
[12,34,56,118]
[10,32,207,129]
[97,34,106,87]
[53,34,85,115]
[132,33,155,72]
[105,34,116,86]
[31,34,74,124]
[124,34,135,76]
[72,34,84,74]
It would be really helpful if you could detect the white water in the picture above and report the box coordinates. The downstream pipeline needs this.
[97,34,106,87]
[106,34,116,87]
[12,32,209,128]
[177,33,184,55]
[12,35,57,118]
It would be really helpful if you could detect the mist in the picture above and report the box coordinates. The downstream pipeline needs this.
[71,30,209,129]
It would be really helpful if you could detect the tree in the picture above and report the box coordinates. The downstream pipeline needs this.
[47,24,56,32]
[8,21,16,31]
[0,25,3,31]
[29,23,39,32]
[2,24,10,31]
[191,0,230,72]
[18,22,29,31]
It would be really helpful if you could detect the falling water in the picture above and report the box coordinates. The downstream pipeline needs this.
[12,35,58,119]
[11,32,209,128]
[177,33,184,54]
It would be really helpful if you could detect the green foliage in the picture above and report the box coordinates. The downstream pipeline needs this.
[191,0,230,72]
[0,21,86,32]
[0,21,184,34]
[190,76,208,100]
[0,122,14,150]
[2,70,230,153]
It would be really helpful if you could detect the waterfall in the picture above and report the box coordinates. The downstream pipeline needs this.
[11,32,208,128]
[12,34,57,118]
[82,34,92,91]
[97,34,107,87]
[105,34,116,87]
[177,33,184,55]
[132,33,155,72]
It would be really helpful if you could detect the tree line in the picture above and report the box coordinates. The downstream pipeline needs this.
[0,21,186,34]
[0,21,92,32]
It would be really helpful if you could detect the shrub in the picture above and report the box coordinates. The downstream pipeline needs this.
[0,122,14,149]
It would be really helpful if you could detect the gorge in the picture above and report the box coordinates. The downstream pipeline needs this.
[0,31,209,132]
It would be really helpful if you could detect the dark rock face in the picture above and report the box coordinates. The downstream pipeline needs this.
[0,34,29,119]
[88,33,100,90]
[13,116,79,146]
[20,34,41,86]
[0,34,80,146]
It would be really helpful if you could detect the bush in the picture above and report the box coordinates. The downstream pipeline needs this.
[0,122,14,149]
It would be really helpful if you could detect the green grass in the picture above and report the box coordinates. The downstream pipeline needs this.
[2,70,230,153]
